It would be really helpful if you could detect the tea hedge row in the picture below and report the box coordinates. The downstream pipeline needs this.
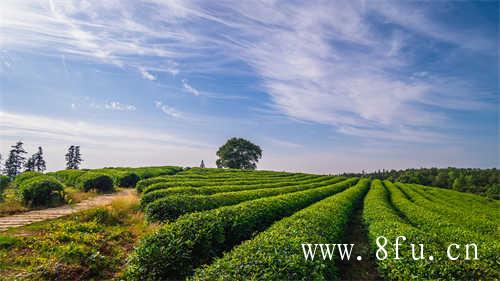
[192,179,370,280]
[396,183,496,237]
[140,175,337,208]
[144,176,346,222]
[138,173,316,194]
[384,181,498,279]
[363,180,471,280]
[124,178,358,280]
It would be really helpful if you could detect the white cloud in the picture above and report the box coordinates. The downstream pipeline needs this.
[155,101,181,118]
[182,79,200,96]
[139,67,156,81]
[0,0,495,144]
[104,101,136,111]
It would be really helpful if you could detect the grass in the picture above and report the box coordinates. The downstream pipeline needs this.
[0,186,101,217]
[0,194,155,281]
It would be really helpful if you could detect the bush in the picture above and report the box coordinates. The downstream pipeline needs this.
[116,172,140,188]
[0,175,9,201]
[48,170,87,186]
[77,173,114,193]
[143,176,345,222]
[17,177,65,207]
[13,171,44,187]
[124,178,358,280]
[192,179,370,280]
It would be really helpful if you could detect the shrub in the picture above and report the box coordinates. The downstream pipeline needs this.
[192,179,370,280]
[49,170,87,186]
[143,177,346,221]
[116,172,140,188]
[124,178,358,280]
[13,171,44,187]
[77,173,114,193]
[0,175,10,190]
[136,177,170,193]
[17,177,65,207]
[0,175,9,201]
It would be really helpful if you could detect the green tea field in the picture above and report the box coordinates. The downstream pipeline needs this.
[0,167,498,280]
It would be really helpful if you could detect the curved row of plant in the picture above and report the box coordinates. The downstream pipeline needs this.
[363,180,483,280]
[124,177,359,280]
[137,173,316,193]
[191,179,370,280]
[406,183,500,222]
[395,183,497,237]
[143,176,347,222]
[382,181,498,279]
[140,175,338,208]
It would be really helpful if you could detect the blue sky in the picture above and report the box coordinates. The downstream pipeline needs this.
[0,0,498,173]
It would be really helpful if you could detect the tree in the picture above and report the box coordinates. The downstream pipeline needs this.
[215,138,262,170]
[452,176,466,191]
[65,145,82,169]
[33,146,46,172]
[74,146,82,169]
[65,145,75,169]
[200,160,205,168]
[5,141,27,178]
[25,156,35,171]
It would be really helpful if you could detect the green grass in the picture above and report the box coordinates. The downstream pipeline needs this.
[0,195,155,281]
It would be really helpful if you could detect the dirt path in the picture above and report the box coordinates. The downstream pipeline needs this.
[338,198,380,281]
[0,189,136,232]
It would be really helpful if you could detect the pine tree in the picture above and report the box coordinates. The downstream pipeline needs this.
[34,146,46,172]
[200,160,205,168]
[65,145,75,169]
[5,141,27,178]
[73,146,82,169]
[25,156,35,172]
[65,145,82,169]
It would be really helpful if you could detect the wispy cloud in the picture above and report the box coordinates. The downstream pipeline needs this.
[0,111,206,149]
[1,0,496,145]
[104,101,136,111]
[182,79,200,96]
[155,101,181,118]
[139,67,156,81]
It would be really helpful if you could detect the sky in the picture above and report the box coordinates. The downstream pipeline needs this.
[0,0,498,174]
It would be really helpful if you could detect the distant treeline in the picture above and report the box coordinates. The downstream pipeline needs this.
[342,167,499,199]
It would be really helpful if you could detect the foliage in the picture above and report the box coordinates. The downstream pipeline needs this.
[116,172,140,188]
[0,175,9,202]
[362,180,499,280]
[77,173,114,193]
[347,167,499,198]
[215,137,262,170]
[16,176,65,207]
[65,145,83,170]
[5,141,27,178]
[140,175,332,207]
[12,171,44,187]
[124,178,357,280]
[48,170,86,186]
[0,200,150,281]
[143,176,346,222]
[193,179,370,280]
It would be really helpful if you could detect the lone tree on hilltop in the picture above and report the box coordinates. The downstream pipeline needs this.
[200,160,205,168]
[65,145,83,169]
[5,141,27,178]
[216,137,262,170]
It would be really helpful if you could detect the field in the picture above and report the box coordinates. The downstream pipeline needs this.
[0,167,498,280]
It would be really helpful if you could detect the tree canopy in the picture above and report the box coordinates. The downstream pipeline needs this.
[216,138,262,170]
